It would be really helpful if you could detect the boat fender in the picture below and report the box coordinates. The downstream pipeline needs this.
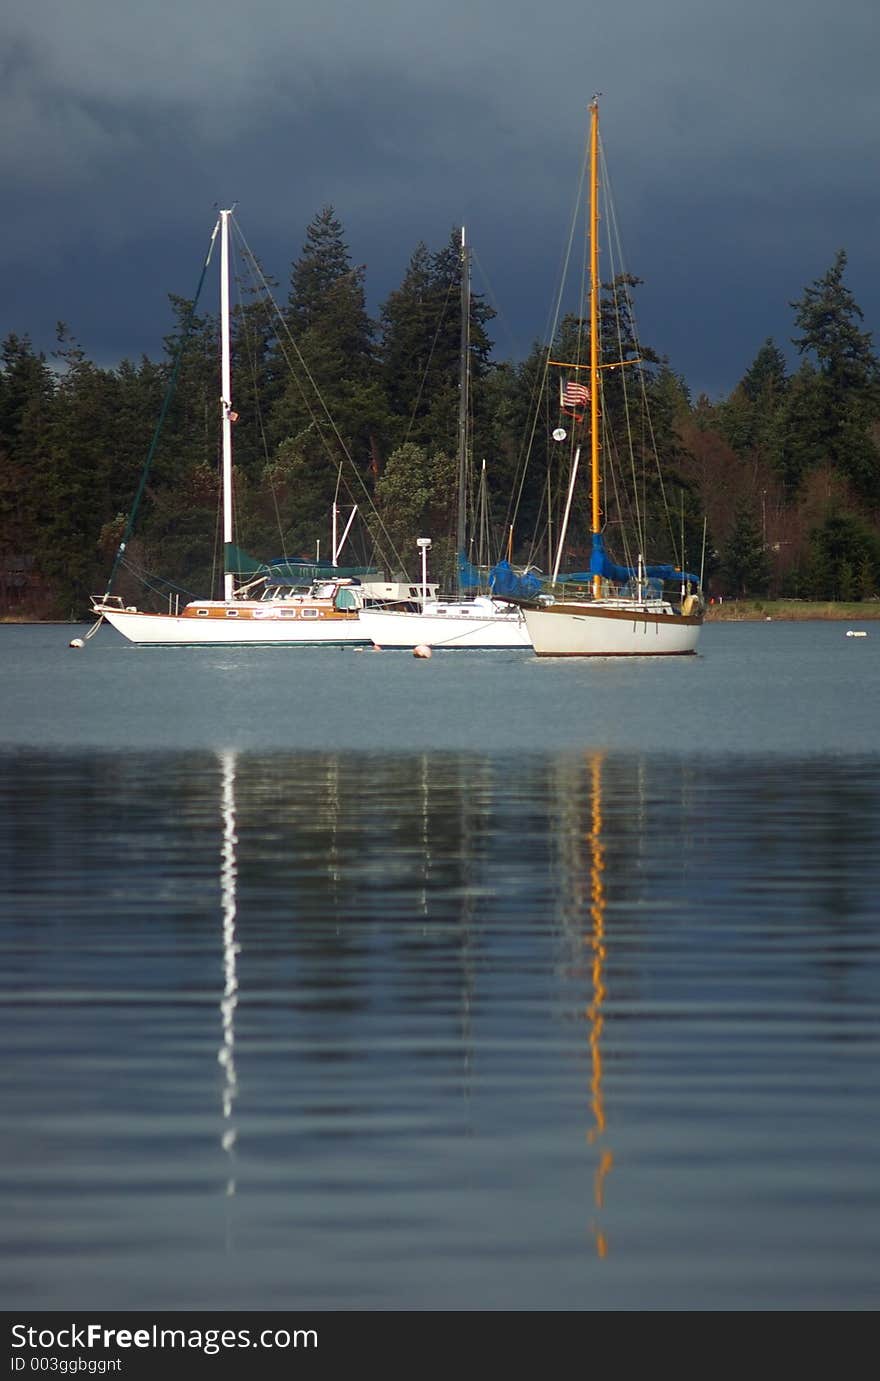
[413,644,432,659]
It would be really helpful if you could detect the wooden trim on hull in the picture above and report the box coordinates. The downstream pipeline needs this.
[96,607,369,645]
[538,603,703,629]
[533,648,698,657]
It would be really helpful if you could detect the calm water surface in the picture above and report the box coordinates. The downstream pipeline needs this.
[1,622,878,1309]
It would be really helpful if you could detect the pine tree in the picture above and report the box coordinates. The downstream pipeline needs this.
[269,207,386,542]
[807,509,880,601]
[720,500,770,596]
[0,334,57,613]
[719,338,788,469]
[789,251,880,497]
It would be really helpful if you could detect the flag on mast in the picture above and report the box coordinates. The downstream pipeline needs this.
[560,378,589,419]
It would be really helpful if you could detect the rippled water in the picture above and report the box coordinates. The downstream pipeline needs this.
[1,622,878,1309]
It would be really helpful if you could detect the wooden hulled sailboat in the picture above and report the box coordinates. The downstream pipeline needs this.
[520,101,704,658]
[91,210,371,646]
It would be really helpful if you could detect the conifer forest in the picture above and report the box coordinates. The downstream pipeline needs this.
[2,208,879,619]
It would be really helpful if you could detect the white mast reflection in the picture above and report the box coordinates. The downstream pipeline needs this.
[218,749,240,1204]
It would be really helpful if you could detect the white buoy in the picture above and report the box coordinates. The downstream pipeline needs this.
[413,644,432,659]
[372,644,383,652]
[69,637,85,649]
[846,630,868,638]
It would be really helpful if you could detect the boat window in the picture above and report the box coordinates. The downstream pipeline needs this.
[335,587,359,610]
[197,609,209,617]
[302,608,319,619]
[226,609,239,618]
[280,609,297,618]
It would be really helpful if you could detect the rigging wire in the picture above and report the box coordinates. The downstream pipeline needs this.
[85,216,221,636]
[599,139,684,569]
[503,135,591,568]
[230,216,408,578]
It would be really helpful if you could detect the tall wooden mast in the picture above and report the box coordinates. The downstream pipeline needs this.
[589,99,602,599]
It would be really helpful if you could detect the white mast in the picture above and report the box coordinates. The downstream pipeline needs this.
[456,225,470,595]
[220,209,235,601]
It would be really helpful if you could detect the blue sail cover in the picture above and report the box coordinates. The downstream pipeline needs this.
[457,553,485,592]
[589,534,699,586]
[459,552,544,599]
[487,560,543,600]
[477,538,699,603]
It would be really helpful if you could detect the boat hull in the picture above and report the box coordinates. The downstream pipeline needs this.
[359,607,531,649]
[95,607,369,646]
[523,602,702,657]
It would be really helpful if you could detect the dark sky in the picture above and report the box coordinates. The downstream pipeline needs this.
[4,0,878,398]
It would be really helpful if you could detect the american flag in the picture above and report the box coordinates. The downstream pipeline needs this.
[561,379,590,411]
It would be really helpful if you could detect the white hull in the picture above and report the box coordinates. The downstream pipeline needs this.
[96,607,369,646]
[360,602,532,649]
[523,601,701,657]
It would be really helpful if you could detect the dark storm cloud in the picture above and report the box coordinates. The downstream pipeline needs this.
[4,0,879,395]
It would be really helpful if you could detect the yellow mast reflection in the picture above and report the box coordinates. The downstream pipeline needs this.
[585,751,613,1258]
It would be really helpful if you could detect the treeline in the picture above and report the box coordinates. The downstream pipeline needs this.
[1,208,879,618]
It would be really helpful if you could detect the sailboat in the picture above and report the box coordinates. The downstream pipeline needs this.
[356,228,531,650]
[517,100,705,657]
[91,209,372,646]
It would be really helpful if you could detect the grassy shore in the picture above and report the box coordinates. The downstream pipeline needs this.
[705,599,880,621]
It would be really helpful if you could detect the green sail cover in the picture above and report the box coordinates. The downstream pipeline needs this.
[224,543,382,582]
[224,543,266,575]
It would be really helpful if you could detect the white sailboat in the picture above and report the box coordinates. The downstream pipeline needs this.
[91,210,371,646]
[520,100,704,658]
[357,228,531,650]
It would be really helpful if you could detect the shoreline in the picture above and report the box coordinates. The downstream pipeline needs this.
[3,600,880,627]
[705,600,880,622]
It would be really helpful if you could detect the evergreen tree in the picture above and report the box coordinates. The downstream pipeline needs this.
[720,500,770,596]
[742,338,788,403]
[379,229,495,456]
[777,361,828,491]
[792,251,877,388]
[270,207,387,540]
[32,325,124,613]
[228,255,282,483]
[379,241,438,439]
[806,509,880,601]
[0,334,57,613]
[369,441,458,583]
[719,338,788,468]
[788,251,880,497]
[486,342,558,567]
